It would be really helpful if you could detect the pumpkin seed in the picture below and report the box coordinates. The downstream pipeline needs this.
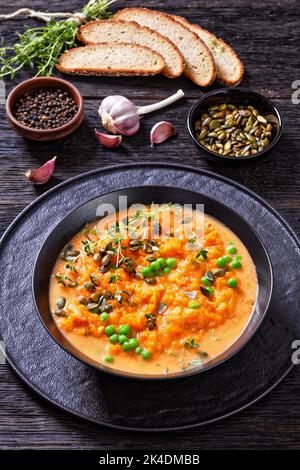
[56,297,66,309]
[87,303,99,312]
[93,253,102,262]
[100,304,113,313]
[100,264,110,273]
[212,268,226,277]
[144,277,157,285]
[89,292,101,303]
[84,282,96,292]
[54,308,68,317]
[202,117,211,127]
[200,287,212,298]
[198,129,207,139]
[205,271,214,282]
[90,274,99,286]
[129,239,142,247]
[68,281,78,288]
[195,101,275,157]
[209,119,220,130]
[102,254,112,266]
[78,296,88,306]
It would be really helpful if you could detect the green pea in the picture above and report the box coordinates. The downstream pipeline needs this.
[129,338,139,349]
[164,266,172,275]
[105,325,115,336]
[104,355,114,363]
[228,277,238,288]
[188,300,201,309]
[109,334,119,344]
[142,266,154,277]
[141,349,152,360]
[235,255,242,261]
[150,260,162,273]
[100,313,109,322]
[157,257,166,268]
[118,324,131,335]
[230,260,242,269]
[201,277,211,287]
[118,334,128,344]
[206,286,214,296]
[135,347,142,354]
[227,244,237,254]
[224,255,232,263]
[166,258,177,269]
[122,341,132,352]
[216,257,227,267]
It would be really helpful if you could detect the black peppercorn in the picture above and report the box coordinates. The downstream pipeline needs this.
[13,87,78,130]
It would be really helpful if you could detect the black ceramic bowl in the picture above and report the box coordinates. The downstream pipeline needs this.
[33,186,273,380]
[187,88,283,162]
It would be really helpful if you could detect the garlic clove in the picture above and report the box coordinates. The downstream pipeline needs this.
[95,129,122,148]
[150,121,176,146]
[25,156,57,185]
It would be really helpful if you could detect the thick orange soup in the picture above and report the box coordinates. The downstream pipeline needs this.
[49,204,257,375]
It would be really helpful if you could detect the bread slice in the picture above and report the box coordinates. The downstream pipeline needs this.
[114,8,216,87]
[78,20,184,78]
[56,43,165,77]
[172,14,244,86]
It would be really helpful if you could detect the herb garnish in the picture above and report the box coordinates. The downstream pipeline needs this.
[82,239,97,256]
[55,274,77,288]
[0,1,115,79]
[195,248,208,261]
[109,274,122,284]
[184,338,200,349]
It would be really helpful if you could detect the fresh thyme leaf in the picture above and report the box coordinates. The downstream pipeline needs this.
[55,274,77,288]
[65,260,78,273]
[109,274,122,284]
[195,248,208,261]
[82,239,96,255]
[184,338,200,349]
[0,1,114,79]
[82,224,97,236]
[114,290,129,304]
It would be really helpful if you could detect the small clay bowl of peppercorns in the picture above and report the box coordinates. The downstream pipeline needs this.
[6,77,84,141]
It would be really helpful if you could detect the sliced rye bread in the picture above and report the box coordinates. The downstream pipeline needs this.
[114,8,216,87]
[56,43,165,77]
[78,19,184,78]
[172,14,244,86]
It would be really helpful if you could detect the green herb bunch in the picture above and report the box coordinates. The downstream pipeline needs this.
[0,0,115,79]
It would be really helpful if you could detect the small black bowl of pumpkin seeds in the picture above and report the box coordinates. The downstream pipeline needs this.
[187,88,282,162]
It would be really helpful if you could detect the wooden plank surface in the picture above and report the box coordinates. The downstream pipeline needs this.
[0,0,299,449]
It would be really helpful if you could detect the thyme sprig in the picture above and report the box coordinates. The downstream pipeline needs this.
[0,0,115,79]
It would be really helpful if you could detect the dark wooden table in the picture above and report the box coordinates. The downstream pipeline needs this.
[0,0,299,450]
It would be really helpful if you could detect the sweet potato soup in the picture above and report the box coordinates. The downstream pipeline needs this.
[50,204,257,375]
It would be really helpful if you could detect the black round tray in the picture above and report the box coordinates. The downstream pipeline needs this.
[0,163,299,431]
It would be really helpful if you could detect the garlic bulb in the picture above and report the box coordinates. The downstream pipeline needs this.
[99,89,184,136]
